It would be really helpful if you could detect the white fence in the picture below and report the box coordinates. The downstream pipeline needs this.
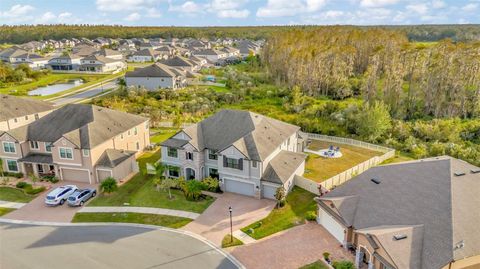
[296,133,395,194]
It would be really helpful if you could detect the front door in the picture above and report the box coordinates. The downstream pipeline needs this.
[37,164,44,174]
[24,163,34,177]
[185,168,196,180]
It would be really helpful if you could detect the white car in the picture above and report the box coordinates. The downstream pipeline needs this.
[45,185,78,206]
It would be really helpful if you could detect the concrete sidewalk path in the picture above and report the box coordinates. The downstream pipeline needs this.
[79,206,200,219]
[0,200,26,209]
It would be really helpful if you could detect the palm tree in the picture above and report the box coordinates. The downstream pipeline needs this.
[154,162,167,179]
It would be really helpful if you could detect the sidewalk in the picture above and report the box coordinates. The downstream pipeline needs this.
[79,206,200,219]
[0,200,26,209]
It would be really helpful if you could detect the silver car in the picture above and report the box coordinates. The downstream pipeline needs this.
[67,188,97,207]
[45,185,78,206]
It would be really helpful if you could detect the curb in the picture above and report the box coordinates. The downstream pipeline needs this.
[0,218,245,269]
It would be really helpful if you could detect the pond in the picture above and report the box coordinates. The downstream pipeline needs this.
[28,79,84,96]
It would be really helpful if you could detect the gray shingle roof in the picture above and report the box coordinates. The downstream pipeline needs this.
[6,104,147,149]
[182,109,300,161]
[19,153,53,164]
[0,95,54,121]
[160,138,189,148]
[317,156,480,269]
[96,149,136,168]
[262,150,306,184]
[125,63,176,78]
[160,56,194,67]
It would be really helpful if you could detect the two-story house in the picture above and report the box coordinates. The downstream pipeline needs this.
[160,109,306,199]
[0,95,54,131]
[47,54,82,71]
[0,104,150,184]
[79,55,126,73]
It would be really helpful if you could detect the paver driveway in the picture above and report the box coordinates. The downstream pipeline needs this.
[230,222,353,269]
[182,192,275,246]
[3,182,97,222]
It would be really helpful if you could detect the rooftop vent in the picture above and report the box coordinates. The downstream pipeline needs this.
[454,172,466,177]
[471,169,480,174]
[393,234,407,241]
[371,178,381,184]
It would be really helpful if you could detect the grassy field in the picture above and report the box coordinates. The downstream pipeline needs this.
[150,128,179,144]
[304,140,383,182]
[0,187,37,203]
[299,260,330,269]
[241,187,317,240]
[0,207,16,216]
[380,153,414,165]
[221,235,244,248]
[72,212,192,228]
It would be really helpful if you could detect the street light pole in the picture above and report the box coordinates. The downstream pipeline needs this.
[229,206,233,243]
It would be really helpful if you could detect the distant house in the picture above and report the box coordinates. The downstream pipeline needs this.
[47,54,82,71]
[71,45,98,57]
[79,55,126,73]
[220,47,240,58]
[125,63,186,90]
[160,109,306,199]
[0,47,29,63]
[160,56,198,72]
[0,47,49,69]
[0,94,54,131]
[193,49,228,63]
[94,48,123,60]
[316,156,480,269]
[128,49,164,63]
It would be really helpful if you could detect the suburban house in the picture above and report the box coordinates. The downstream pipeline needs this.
[128,49,164,62]
[0,95,54,131]
[193,49,228,63]
[94,48,124,60]
[315,156,480,269]
[0,104,150,184]
[125,63,186,90]
[79,55,126,73]
[160,109,306,199]
[47,54,82,71]
[160,56,198,72]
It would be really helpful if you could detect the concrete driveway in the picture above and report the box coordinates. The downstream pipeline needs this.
[230,222,353,269]
[182,193,275,246]
[3,182,97,222]
[0,222,240,269]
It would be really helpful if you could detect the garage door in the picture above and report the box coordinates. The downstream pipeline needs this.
[61,168,90,183]
[97,170,112,182]
[224,178,255,197]
[261,184,278,199]
[318,207,345,243]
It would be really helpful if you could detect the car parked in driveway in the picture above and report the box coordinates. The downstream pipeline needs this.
[67,188,97,207]
[45,185,78,206]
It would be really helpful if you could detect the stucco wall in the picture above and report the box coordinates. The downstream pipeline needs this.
[126,77,174,90]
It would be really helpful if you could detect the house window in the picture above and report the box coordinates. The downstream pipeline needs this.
[13,118,17,123]
[136,142,140,150]
[120,134,124,139]
[82,149,90,157]
[186,152,193,161]
[59,147,73,160]
[35,114,39,120]
[145,121,149,130]
[3,142,16,153]
[25,115,28,120]
[252,161,257,168]
[134,127,138,135]
[209,168,219,179]
[167,147,178,158]
[208,149,217,160]
[30,141,39,150]
[45,142,53,152]
[224,157,242,170]
[128,130,131,136]
[6,160,18,172]
[168,166,180,178]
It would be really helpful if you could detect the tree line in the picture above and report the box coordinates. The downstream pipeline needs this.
[263,27,480,120]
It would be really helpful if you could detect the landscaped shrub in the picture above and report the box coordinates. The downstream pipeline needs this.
[16,181,29,189]
[100,177,118,193]
[181,180,204,201]
[305,211,317,221]
[201,177,220,192]
[41,175,59,183]
[275,187,286,208]
[25,186,46,195]
[323,252,331,262]
[333,260,355,269]
[5,172,23,178]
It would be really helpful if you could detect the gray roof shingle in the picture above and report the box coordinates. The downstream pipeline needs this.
[0,95,54,121]
[96,149,136,168]
[262,150,306,184]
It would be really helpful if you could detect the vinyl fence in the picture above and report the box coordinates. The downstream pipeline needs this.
[295,133,395,194]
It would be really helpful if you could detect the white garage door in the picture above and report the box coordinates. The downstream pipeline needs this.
[261,184,278,200]
[61,168,90,183]
[318,207,345,243]
[224,178,255,197]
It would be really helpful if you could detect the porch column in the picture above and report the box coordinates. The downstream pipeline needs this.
[32,163,39,177]
[368,256,375,269]
[355,248,362,269]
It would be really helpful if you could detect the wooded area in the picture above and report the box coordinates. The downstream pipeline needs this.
[263,27,480,120]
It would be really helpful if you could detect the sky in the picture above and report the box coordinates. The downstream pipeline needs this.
[0,0,479,26]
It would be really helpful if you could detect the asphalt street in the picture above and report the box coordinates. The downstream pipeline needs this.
[52,81,117,106]
[0,222,239,269]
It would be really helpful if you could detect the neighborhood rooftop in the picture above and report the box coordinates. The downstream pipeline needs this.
[0,94,54,121]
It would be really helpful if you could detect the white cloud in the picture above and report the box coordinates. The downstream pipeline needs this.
[35,12,57,24]
[96,0,161,12]
[321,10,345,19]
[0,4,35,23]
[146,8,162,17]
[406,3,428,15]
[208,0,250,18]
[431,0,446,9]
[58,12,73,19]
[217,9,250,18]
[359,0,399,8]
[125,12,142,21]
[462,3,478,12]
[210,0,243,10]
[169,1,203,13]
[256,0,326,17]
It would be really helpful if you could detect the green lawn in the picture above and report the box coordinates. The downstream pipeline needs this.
[299,260,329,269]
[150,128,179,144]
[241,187,317,240]
[380,153,414,165]
[0,187,37,203]
[0,207,16,216]
[304,140,383,182]
[72,212,192,228]
[221,235,244,248]
[88,149,215,213]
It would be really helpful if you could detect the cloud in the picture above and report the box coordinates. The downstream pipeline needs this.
[462,3,478,12]
[406,3,428,15]
[359,0,399,8]
[217,9,250,18]
[168,1,203,14]
[146,8,162,17]
[125,12,142,21]
[35,12,57,24]
[208,0,250,18]
[96,0,161,12]
[0,4,36,23]
[431,0,446,9]
[257,0,326,17]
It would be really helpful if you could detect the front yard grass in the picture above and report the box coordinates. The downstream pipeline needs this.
[0,207,16,216]
[0,187,37,203]
[72,212,192,228]
[88,149,215,214]
[299,260,330,269]
[221,235,244,248]
[241,187,317,240]
[304,140,383,182]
